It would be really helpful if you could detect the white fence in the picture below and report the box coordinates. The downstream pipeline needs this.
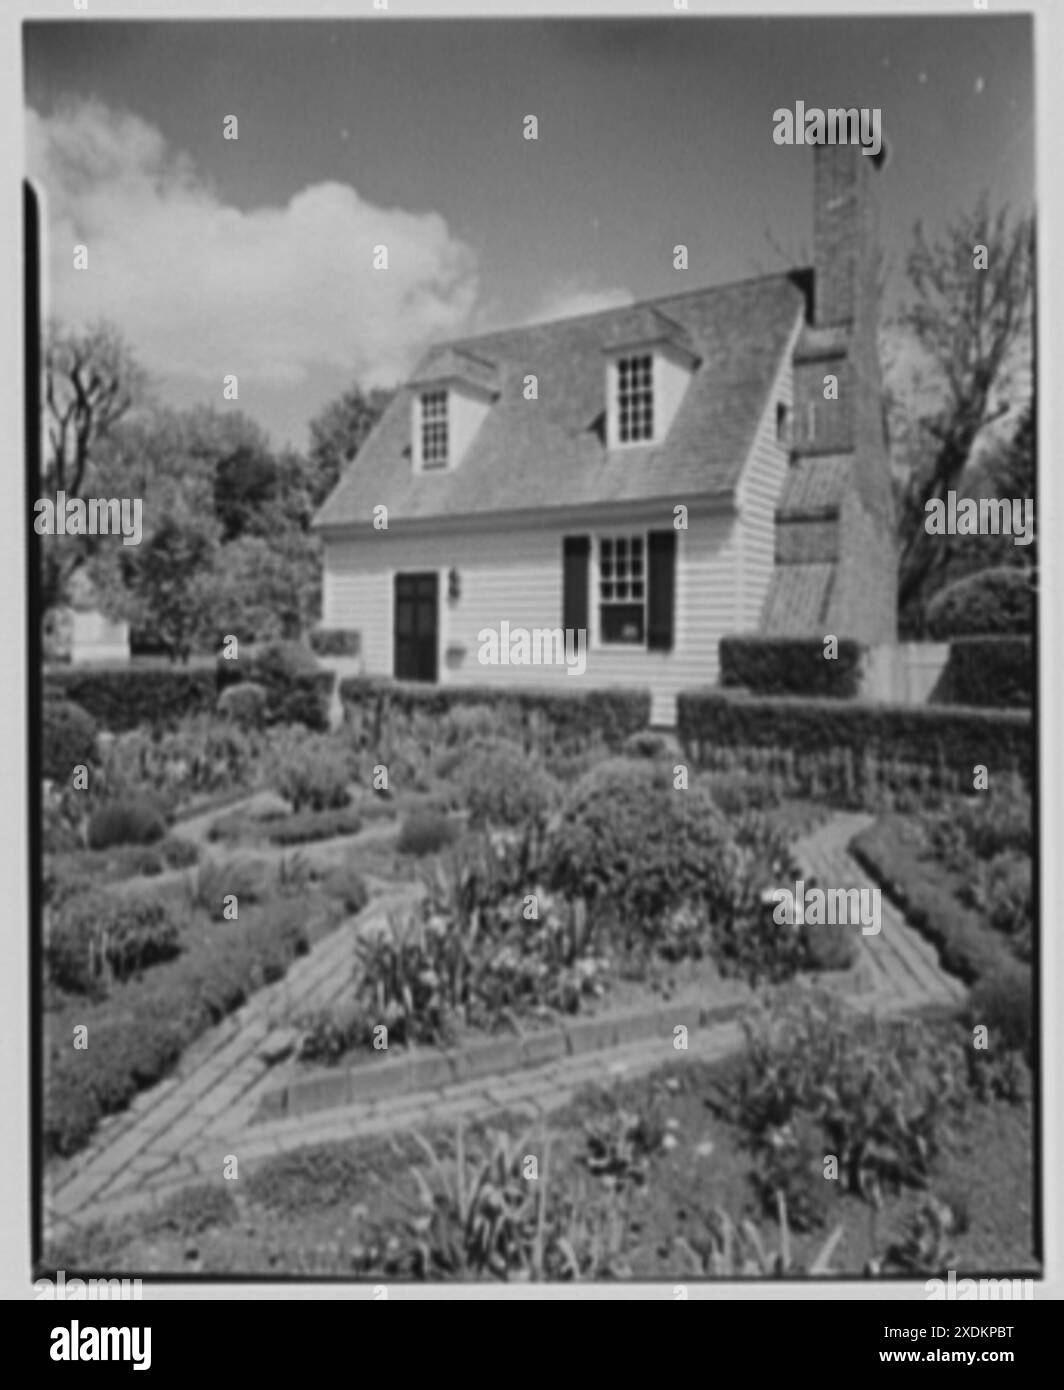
[861,642,950,705]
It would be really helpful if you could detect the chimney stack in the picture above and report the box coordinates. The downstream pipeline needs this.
[813,141,884,330]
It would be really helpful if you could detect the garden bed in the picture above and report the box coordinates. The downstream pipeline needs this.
[44,1006,1037,1280]
[258,967,755,1121]
[42,862,370,1162]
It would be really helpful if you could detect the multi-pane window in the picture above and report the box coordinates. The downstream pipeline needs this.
[599,535,645,644]
[420,390,449,467]
[617,355,654,443]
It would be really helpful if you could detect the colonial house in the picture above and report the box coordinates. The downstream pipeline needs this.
[313,143,897,725]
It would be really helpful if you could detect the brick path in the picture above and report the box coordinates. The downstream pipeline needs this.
[44,811,966,1241]
[792,812,967,1011]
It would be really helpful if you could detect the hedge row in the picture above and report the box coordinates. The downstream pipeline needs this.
[44,667,216,732]
[338,677,651,754]
[44,649,334,734]
[931,636,1033,710]
[677,689,1032,795]
[719,635,865,699]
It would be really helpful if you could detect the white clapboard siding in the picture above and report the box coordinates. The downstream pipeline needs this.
[323,502,742,727]
[734,316,800,630]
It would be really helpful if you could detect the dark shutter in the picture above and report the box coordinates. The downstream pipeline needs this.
[647,530,676,651]
[562,536,590,634]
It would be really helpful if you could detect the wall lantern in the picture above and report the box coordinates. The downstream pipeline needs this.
[448,567,461,602]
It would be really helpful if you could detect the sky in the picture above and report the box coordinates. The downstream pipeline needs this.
[24,16,1034,449]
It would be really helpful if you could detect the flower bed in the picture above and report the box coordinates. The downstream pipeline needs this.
[46,1006,1037,1281]
[283,771,858,1075]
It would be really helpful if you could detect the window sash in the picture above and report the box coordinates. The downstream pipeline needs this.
[598,534,646,644]
[420,391,449,466]
[617,354,654,443]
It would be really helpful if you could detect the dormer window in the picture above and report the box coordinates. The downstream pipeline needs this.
[603,314,696,451]
[420,391,449,468]
[617,354,654,443]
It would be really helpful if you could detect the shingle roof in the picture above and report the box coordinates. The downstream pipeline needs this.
[775,518,839,564]
[777,455,850,517]
[762,563,835,634]
[408,345,500,396]
[314,271,808,529]
[599,304,698,359]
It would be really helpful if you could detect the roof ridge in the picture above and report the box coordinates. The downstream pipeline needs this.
[443,267,812,350]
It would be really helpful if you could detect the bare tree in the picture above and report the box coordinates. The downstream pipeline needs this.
[43,319,147,496]
[894,199,1034,632]
[40,320,147,609]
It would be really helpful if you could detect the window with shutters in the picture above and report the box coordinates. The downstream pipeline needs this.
[598,534,645,644]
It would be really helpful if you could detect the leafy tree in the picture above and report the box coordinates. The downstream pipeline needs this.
[103,510,219,663]
[306,384,393,508]
[90,402,321,657]
[87,405,222,656]
[207,531,320,647]
[214,444,280,542]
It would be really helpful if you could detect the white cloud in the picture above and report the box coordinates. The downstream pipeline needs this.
[523,278,635,326]
[27,99,479,388]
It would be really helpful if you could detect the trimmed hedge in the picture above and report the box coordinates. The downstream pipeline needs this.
[931,636,1033,709]
[546,757,740,941]
[719,635,865,699]
[926,566,1034,640]
[86,796,169,850]
[677,689,1031,797]
[218,642,333,731]
[44,899,315,1160]
[850,814,1031,992]
[339,677,651,755]
[44,667,216,732]
[217,680,268,727]
[309,628,361,658]
[42,697,97,781]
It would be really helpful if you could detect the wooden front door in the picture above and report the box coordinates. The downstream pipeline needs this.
[394,572,438,682]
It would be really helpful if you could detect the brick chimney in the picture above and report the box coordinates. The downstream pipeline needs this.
[763,135,897,647]
[813,141,884,331]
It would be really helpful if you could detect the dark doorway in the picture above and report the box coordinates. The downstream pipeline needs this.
[394,572,438,682]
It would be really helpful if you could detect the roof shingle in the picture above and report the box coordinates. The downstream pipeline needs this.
[315,272,808,529]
